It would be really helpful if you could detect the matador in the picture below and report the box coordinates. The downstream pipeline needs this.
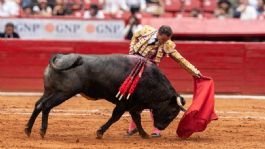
[127,25,202,138]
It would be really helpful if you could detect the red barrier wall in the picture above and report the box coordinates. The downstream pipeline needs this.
[0,40,265,94]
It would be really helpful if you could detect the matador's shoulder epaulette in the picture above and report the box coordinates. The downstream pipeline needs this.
[164,40,176,54]
[138,25,156,36]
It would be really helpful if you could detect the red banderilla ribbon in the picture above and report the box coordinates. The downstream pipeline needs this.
[126,60,146,99]
[116,59,144,100]
[116,60,142,100]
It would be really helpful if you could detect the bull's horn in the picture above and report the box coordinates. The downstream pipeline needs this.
[176,96,187,112]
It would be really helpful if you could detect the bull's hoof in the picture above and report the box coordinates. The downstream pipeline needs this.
[140,132,149,139]
[24,127,31,137]
[96,130,103,139]
[39,129,46,139]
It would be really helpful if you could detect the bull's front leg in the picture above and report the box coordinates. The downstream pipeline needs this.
[96,105,126,139]
[129,111,149,139]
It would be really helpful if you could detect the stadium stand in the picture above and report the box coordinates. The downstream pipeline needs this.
[0,0,264,20]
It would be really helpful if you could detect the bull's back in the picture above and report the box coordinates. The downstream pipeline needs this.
[80,54,177,101]
[45,54,176,102]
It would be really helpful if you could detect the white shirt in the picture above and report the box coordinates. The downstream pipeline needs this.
[120,0,146,11]
[248,0,258,8]
[240,5,258,20]
[83,10,105,19]
[33,5,52,16]
[0,0,19,17]
[148,31,158,45]
[103,0,122,14]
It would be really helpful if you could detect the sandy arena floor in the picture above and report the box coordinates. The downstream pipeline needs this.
[0,96,265,149]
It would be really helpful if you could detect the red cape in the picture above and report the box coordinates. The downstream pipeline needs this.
[177,76,218,138]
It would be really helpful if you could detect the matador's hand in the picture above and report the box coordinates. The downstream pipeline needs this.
[195,73,202,78]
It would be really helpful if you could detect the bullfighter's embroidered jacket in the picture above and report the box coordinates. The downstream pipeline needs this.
[129,25,200,76]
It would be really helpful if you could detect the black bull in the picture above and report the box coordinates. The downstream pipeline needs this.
[25,54,186,139]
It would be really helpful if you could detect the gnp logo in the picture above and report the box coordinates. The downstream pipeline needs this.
[16,23,40,33]
[55,24,81,33]
[95,24,122,34]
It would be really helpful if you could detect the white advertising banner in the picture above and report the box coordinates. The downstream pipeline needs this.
[0,18,125,41]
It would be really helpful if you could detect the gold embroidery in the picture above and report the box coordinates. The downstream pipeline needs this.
[129,26,200,75]
[164,40,176,54]
[129,26,151,54]
[154,46,164,64]
[132,26,156,54]
[142,44,158,58]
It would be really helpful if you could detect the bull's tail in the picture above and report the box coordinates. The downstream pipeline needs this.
[176,95,186,112]
[49,54,83,71]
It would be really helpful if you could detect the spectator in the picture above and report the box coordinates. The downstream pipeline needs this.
[0,22,19,38]
[227,0,237,8]
[145,0,164,16]
[123,15,143,40]
[64,0,82,16]
[0,0,19,17]
[25,0,55,9]
[84,3,105,19]
[22,5,33,16]
[214,0,233,19]
[21,0,32,8]
[32,0,52,16]
[249,0,258,8]
[235,0,258,20]
[102,0,123,15]
[53,0,66,16]
[190,8,203,18]
[257,0,264,14]
[47,0,55,8]
[120,0,146,12]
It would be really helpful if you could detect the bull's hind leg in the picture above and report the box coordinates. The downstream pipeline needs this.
[24,94,53,137]
[96,104,127,139]
[39,93,75,138]
[129,111,149,139]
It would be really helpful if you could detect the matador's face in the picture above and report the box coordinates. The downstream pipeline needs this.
[157,33,171,44]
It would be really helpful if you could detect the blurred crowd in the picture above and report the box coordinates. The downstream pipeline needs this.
[0,0,265,20]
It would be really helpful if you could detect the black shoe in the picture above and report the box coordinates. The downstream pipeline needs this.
[151,133,161,138]
[127,128,138,136]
